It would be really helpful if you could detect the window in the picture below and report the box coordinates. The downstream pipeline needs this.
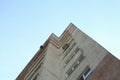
[62,43,70,51]
[66,68,73,76]
[72,54,84,69]
[63,42,76,59]
[65,54,85,80]
[64,47,79,66]
[74,47,80,53]
[83,67,92,79]
[62,38,75,56]
[77,66,92,80]
[79,76,84,80]
[78,54,84,63]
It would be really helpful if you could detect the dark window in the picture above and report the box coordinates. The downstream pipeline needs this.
[83,67,92,79]
[84,67,91,77]
[77,66,92,80]
[62,43,70,50]
[66,68,73,76]
[74,47,79,53]
[79,76,84,80]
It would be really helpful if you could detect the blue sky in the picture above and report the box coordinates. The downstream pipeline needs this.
[0,0,120,80]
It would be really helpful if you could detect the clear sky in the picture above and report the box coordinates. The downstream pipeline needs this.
[0,0,120,80]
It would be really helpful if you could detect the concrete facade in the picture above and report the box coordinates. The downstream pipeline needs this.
[16,23,120,80]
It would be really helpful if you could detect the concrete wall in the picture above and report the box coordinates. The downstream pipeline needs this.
[59,28,108,80]
[40,43,60,80]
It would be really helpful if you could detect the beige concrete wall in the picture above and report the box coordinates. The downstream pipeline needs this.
[39,43,60,80]
[59,28,108,80]
[73,29,108,69]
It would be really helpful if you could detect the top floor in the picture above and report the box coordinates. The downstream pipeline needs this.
[16,23,109,80]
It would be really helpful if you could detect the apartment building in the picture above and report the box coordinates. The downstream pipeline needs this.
[16,23,120,80]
